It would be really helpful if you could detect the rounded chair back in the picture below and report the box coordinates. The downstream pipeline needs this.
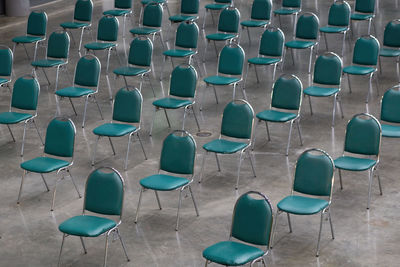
[355,0,375,14]
[27,10,48,36]
[11,75,40,111]
[181,0,199,14]
[113,86,143,123]
[74,0,93,22]
[0,45,13,77]
[259,26,285,57]
[218,43,245,75]
[175,21,199,49]
[218,7,240,33]
[115,0,132,9]
[327,0,351,27]
[282,0,301,8]
[313,52,342,86]
[47,31,70,59]
[271,74,302,110]
[128,37,153,66]
[74,55,101,87]
[221,100,254,139]
[170,64,198,98]
[143,3,163,27]
[97,15,119,42]
[380,85,400,123]
[251,0,272,20]
[295,12,319,40]
[44,117,76,158]
[383,19,400,48]
[352,35,380,66]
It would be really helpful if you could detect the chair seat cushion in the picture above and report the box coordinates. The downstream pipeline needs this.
[103,9,131,16]
[277,195,329,215]
[274,8,300,15]
[319,26,348,33]
[241,20,269,27]
[381,124,400,138]
[153,97,192,109]
[343,65,376,75]
[84,42,116,50]
[205,3,230,10]
[60,21,90,29]
[130,27,159,35]
[0,112,32,124]
[93,123,136,137]
[12,35,44,44]
[56,86,95,97]
[59,215,116,237]
[285,40,317,49]
[380,48,400,57]
[334,156,377,171]
[163,49,195,57]
[169,15,198,22]
[304,86,339,97]
[256,110,297,122]
[113,66,149,76]
[351,13,374,20]
[203,240,265,266]
[31,59,65,68]
[204,75,240,85]
[206,33,237,41]
[203,139,248,154]
[21,156,70,173]
[248,57,280,65]
[0,78,10,85]
[140,174,189,191]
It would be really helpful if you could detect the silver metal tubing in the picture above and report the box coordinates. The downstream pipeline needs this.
[124,135,132,171]
[147,73,156,97]
[212,85,218,104]
[254,65,260,83]
[296,120,303,145]
[338,169,343,189]
[328,209,335,239]
[236,151,244,189]
[103,232,110,267]
[51,177,60,211]
[68,169,81,198]
[69,97,78,115]
[287,213,293,233]
[324,33,328,50]
[316,211,324,257]
[191,106,201,132]
[182,108,187,130]
[251,120,260,150]
[164,109,171,128]
[270,210,280,249]
[215,153,221,172]
[6,125,16,142]
[20,122,27,157]
[199,151,208,183]
[188,185,199,216]
[17,170,26,204]
[82,96,89,128]
[155,190,162,210]
[347,73,352,93]
[40,174,50,191]
[247,150,256,177]
[375,168,383,195]
[135,188,144,223]
[367,169,373,209]
[332,95,337,127]
[93,95,103,119]
[175,189,183,231]
[341,32,346,57]
[137,132,147,159]
[108,137,116,155]
[80,237,87,254]
[33,119,43,145]
[308,47,314,73]
[57,234,66,267]
[286,121,294,156]
[116,228,130,262]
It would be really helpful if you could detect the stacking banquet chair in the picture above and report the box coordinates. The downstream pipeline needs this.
[304,52,344,127]
[31,31,70,92]
[135,130,199,231]
[0,75,43,157]
[168,0,199,38]
[60,0,93,53]
[140,0,170,22]
[55,55,103,128]
[202,191,273,266]
[244,26,285,87]
[203,7,240,62]
[319,0,351,57]
[103,0,133,37]
[379,85,400,139]
[271,148,335,257]
[350,0,376,35]
[0,45,13,93]
[12,10,48,61]
[199,100,256,189]
[57,167,130,267]
[253,74,303,156]
[334,113,382,209]
[379,19,400,82]
[240,0,272,45]
[273,0,301,33]
[18,117,80,211]
[202,0,233,29]
[342,35,379,103]
[284,12,319,74]
[150,64,200,135]
[92,86,147,170]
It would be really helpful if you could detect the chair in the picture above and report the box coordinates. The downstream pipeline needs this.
[240,0,272,44]
[0,45,13,93]
[319,0,351,57]
[12,10,48,61]
[343,35,379,103]
[203,191,273,266]
[350,0,376,35]
[0,75,43,156]
[202,0,233,29]
[150,64,200,135]
[18,117,80,211]
[169,0,199,24]
[284,12,319,74]
[57,167,130,267]
[60,0,93,52]
[203,7,240,62]
[379,19,400,82]
[92,86,147,170]
[253,74,303,156]
[380,85,400,138]
[103,0,133,37]
[271,148,335,257]
[334,113,382,209]
[304,52,344,127]
[140,0,170,23]
[199,100,256,189]
[31,31,70,92]
[55,55,103,128]
[244,26,285,87]
[135,130,199,231]
[273,0,301,34]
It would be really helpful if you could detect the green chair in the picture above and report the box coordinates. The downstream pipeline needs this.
[350,0,376,35]
[150,64,200,135]
[380,85,400,138]
[334,113,382,209]
[203,191,273,266]
[284,12,319,74]
[253,74,303,156]
[140,0,170,24]
[199,100,256,189]
[31,31,70,92]
[0,75,43,156]
[55,55,103,128]
[343,35,379,103]
[319,0,351,57]
[0,45,13,93]
[273,0,301,34]
[12,10,48,61]
[60,0,93,52]
[18,117,80,211]
[240,0,272,44]
[379,19,400,82]
[202,0,233,29]
[103,0,133,37]
[92,86,147,170]
[169,0,199,23]
[304,52,344,127]
[57,167,130,267]
[271,148,335,257]
[135,130,199,231]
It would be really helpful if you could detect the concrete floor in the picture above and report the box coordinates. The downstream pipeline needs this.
[0,0,399,266]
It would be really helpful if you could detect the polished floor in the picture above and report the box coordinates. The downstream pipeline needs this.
[0,0,400,266]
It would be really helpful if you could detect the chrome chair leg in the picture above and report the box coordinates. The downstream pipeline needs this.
[251,119,260,150]
[214,153,221,172]
[375,168,383,195]
[176,189,183,231]
[103,231,110,267]
[328,209,335,239]
[135,188,144,223]
[137,132,147,159]
[188,185,199,216]
[80,237,87,254]
[254,65,260,83]
[164,109,171,128]
[149,107,157,136]
[20,122,28,157]
[235,151,244,189]
[82,97,89,128]
[247,150,256,177]
[40,174,50,191]
[17,170,26,204]
[287,213,293,233]
[191,106,201,132]
[286,121,294,156]
[367,169,373,209]
[68,169,81,198]
[124,135,132,171]
[116,228,130,262]
[7,125,16,142]
[155,190,162,210]
[308,95,313,115]
[296,120,303,145]
[347,73,352,93]
[270,210,280,249]
[244,63,250,89]
[57,234,66,267]
[338,169,343,189]
[92,136,100,166]
[199,151,208,183]
[332,95,337,127]
[316,211,324,257]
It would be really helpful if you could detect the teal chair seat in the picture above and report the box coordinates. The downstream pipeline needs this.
[163,49,195,57]
[0,78,10,85]
[203,75,240,85]
[380,48,400,57]
[31,59,65,68]
[153,97,192,109]
[240,20,269,28]
[343,65,375,75]
[203,139,248,154]
[205,3,230,10]
[0,112,32,124]
[351,13,374,20]
[59,215,117,237]
[381,124,400,138]
[60,21,90,29]
[319,26,348,33]
[206,33,237,41]
[140,174,189,191]
[256,110,297,122]
[169,15,198,22]
[113,66,149,76]
[56,86,94,97]
[130,27,160,35]
[103,9,131,16]
[277,195,329,215]
[93,123,137,137]
[285,40,316,49]
[12,36,44,43]
[248,57,280,65]
[203,240,265,266]
[334,156,377,171]
[303,86,339,97]
[21,156,70,173]
[84,42,116,50]
[273,8,299,15]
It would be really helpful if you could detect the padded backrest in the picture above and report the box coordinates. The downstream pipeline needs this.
[128,37,153,66]
[85,168,124,216]
[355,0,375,13]
[296,13,319,40]
[47,31,70,59]
[11,76,39,111]
[74,0,93,22]
[97,15,119,41]
[115,0,132,9]
[381,87,400,123]
[282,0,301,8]
[44,118,76,157]
[328,1,351,26]
[0,46,12,77]
[143,3,163,27]
[160,132,196,174]
[215,0,232,3]
[383,20,400,48]
[251,0,272,20]
[259,27,284,57]
[313,53,342,86]
[221,101,254,139]
[27,11,47,36]
[353,36,379,65]
[218,7,240,33]
[74,55,101,87]
[218,44,245,75]
[170,64,197,98]
[175,21,199,49]
[113,87,142,123]
[271,75,302,110]
[181,0,199,14]
[231,192,273,246]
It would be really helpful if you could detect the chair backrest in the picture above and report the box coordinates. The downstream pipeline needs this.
[380,85,400,123]
[221,100,254,139]
[97,15,119,42]
[218,7,240,33]
[293,149,334,197]
[27,10,48,36]
[0,45,13,77]
[271,74,302,110]
[352,35,379,66]
[47,31,70,59]
[327,0,351,27]
[128,37,153,67]
[383,19,400,48]
[215,0,232,3]
[313,52,342,86]
[74,55,101,87]
[143,3,163,27]
[44,117,76,158]
[84,167,124,216]
[259,26,285,57]
[175,21,199,49]
[113,86,143,123]
[218,43,245,76]
[344,113,381,156]
[282,0,301,8]
[115,0,132,9]
[11,76,40,111]
[169,64,198,98]
[160,131,196,175]
[74,0,93,22]
[355,0,375,14]
[181,0,199,14]
[251,0,272,20]
[231,191,273,247]
[295,12,319,40]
